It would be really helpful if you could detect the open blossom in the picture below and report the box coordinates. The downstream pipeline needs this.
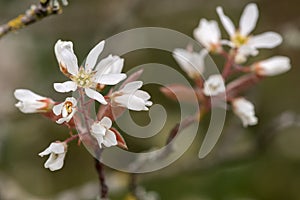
[52,97,77,124]
[39,142,67,171]
[111,81,153,111]
[14,89,54,113]
[203,74,226,96]
[193,19,222,52]
[91,117,117,148]
[53,40,126,104]
[232,97,258,127]
[173,48,207,79]
[217,3,282,59]
[252,56,291,76]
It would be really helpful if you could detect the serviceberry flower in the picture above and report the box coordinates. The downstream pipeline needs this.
[217,3,282,59]
[38,141,67,171]
[232,97,258,127]
[193,19,222,52]
[91,117,117,148]
[111,81,153,111]
[173,48,207,79]
[252,56,291,76]
[53,40,126,104]
[203,74,226,96]
[52,97,77,124]
[14,89,54,113]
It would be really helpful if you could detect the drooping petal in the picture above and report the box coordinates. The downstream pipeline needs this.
[14,89,45,101]
[54,40,79,76]
[135,90,151,101]
[91,123,106,136]
[96,73,127,85]
[85,40,105,72]
[54,81,77,93]
[100,117,112,129]
[239,3,259,36]
[45,153,66,171]
[248,32,282,48]
[52,103,64,116]
[216,6,235,37]
[102,130,118,147]
[84,88,107,104]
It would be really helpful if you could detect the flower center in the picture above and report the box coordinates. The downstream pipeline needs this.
[73,68,93,88]
[64,101,73,115]
[231,33,249,47]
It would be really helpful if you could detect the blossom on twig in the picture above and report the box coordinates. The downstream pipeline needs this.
[203,74,226,96]
[91,117,118,148]
[53,40,126,104]
[52,97,77,124]
[173,48,207,79]
[217,3,282,60]
[252,56,291,76]
[39,141,67,171]
[193,19,222,52]
[111,81,153,111]
[232,97,258,127]
[14,89,54,113]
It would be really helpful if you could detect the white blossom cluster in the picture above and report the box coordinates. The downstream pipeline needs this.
[14,40,152,171]
[172,3,291,127]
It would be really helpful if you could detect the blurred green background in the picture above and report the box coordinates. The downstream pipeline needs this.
[0,0,300,199]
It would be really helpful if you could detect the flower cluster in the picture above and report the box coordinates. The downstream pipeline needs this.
[167,3,291,127]
[14,40,152,171]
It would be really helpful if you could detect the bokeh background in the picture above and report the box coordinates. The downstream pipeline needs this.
[0,0,300,199]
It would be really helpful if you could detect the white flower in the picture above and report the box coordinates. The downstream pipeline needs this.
[91,117,117,148]
[193,19,222,52]
[203,74,226,96]
[53,40,127,104]
[14,89,54,113]
[232,97,258,127]
[173,48,207,79]
[111,81,153,111]
[217,3,282,58]
[38,142,67,171]
[252,56,291,76]
[52,97,77,124]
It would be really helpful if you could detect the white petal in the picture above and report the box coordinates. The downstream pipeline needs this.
[100,117,112,129]
[216,6,235,37]
[115,94,148,111]
[46,153,66,171]
[85,41,105,71]
[49,142,65,154]
[56,118,67,124]
[135,90,151,101]
[121,81,143,93]
[14,89,44,101]
[54,81,77,93]
[103,130,117,147]
[239,3,259,36]
[257,56,291,76]
[84,88,107,104]
[52,103,63,116]
[249,32,282,49]
[54,40,79,75]
[193,19,221,49]
[96,73,127,85]
[91,123,106,136]
[95,55,124,74]
[173,48,206,78]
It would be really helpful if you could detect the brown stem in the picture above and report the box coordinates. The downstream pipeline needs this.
[95,149,108,199]
[0,0,65,39]
[64,134,80,144]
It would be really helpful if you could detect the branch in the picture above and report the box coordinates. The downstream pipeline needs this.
[0,0,68,39]
[95,149,109,199]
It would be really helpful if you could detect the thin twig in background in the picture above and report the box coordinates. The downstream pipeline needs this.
[0,0,67,39]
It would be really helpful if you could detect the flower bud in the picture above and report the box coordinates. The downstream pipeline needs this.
[232,97,258,127]
[252,56,291,76]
